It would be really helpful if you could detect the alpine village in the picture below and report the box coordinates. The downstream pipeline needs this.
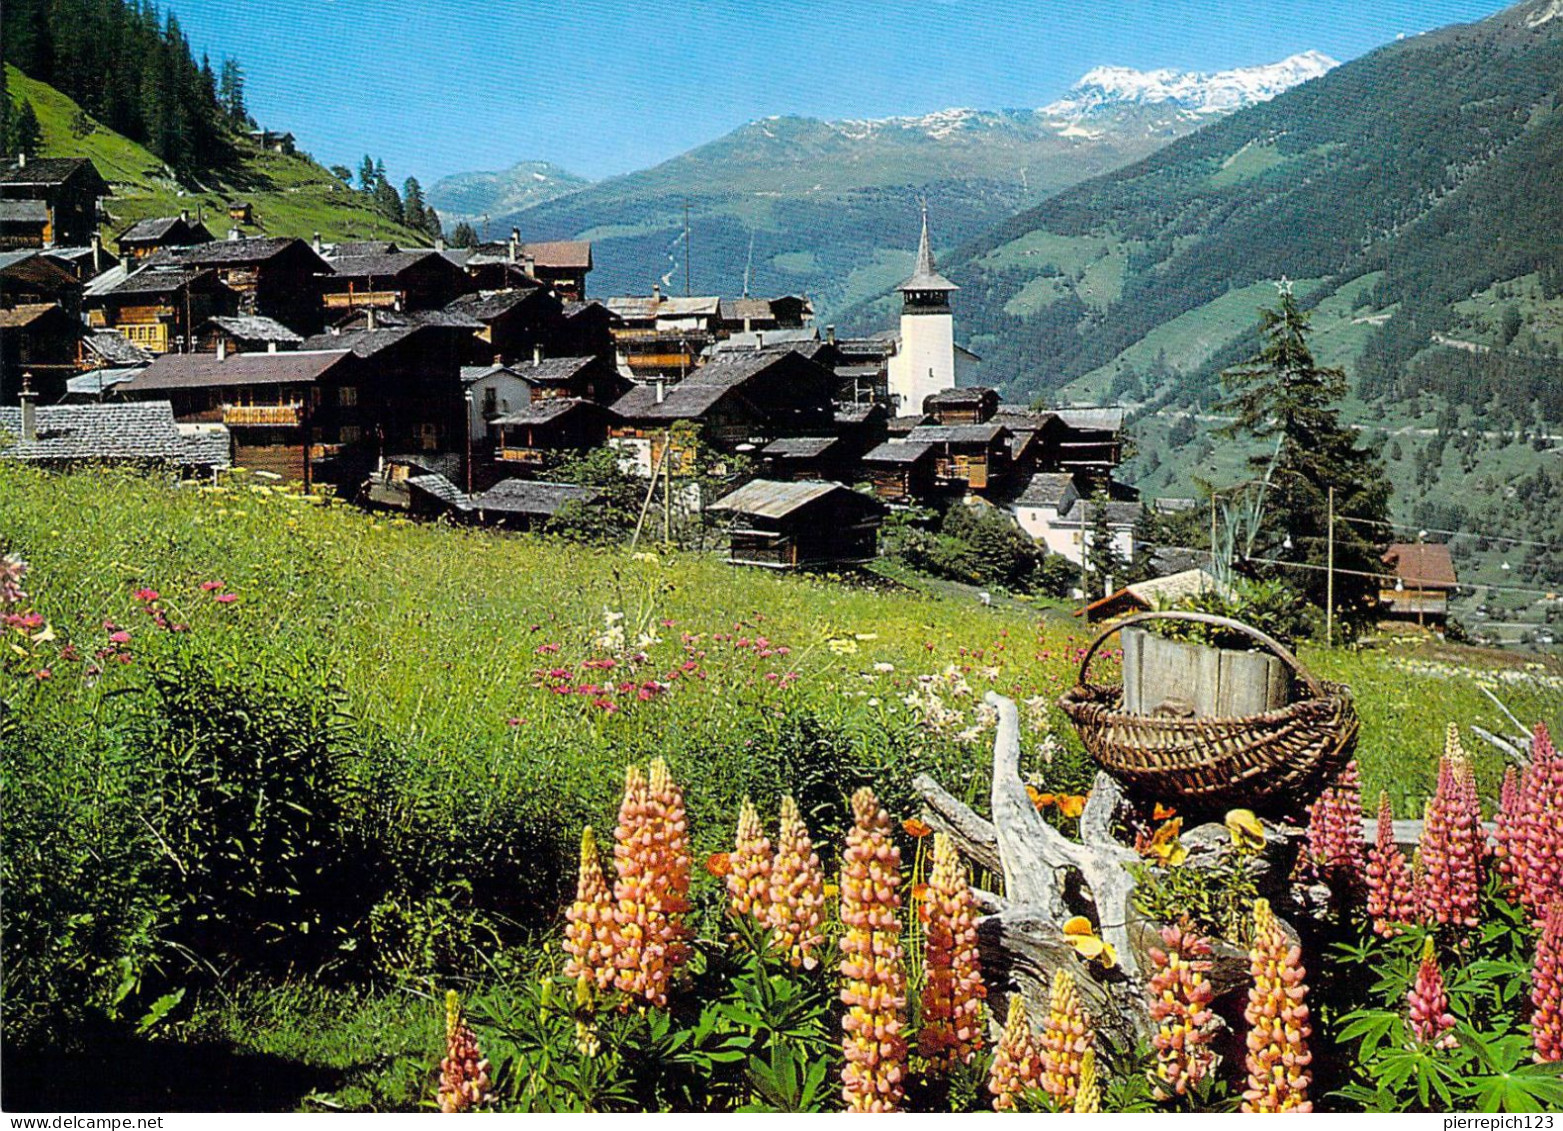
[2,0,1562,1117]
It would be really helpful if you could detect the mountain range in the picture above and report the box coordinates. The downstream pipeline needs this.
[426,54,1334,313]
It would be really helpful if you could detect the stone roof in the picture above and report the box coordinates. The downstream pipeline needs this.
[522,239,591,271]
[516,356,598,383]
[924,386,995,406]
[125,349,354,391]
[82,330,154,366]
[762,435,839,459]
[0,199,48,223]
[863,440,935,465]
[0,302,59,328]
[906,424,1008,445]
[1057,497,1142,526]
[0,157,101,187]
[299,326,424,357]
[0,400,227,467]
[1013,472,1079,509]
[406,473,472,512]
[446,288,541,321]
[67,367,145,397]
[205,315,304,344]
[491,398,595,426]
[176,424,234,469]
[612,381,734,421]
[172,237,317,267]
[97,265,213,297]
[326,250,446,278]
[471,478,601,516]
[710,478,881,520]
[1051,407,1125,433]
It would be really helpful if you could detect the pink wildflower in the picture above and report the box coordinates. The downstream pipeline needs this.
[1417,726,1483,931]
[1366,791,1418,937]
[1533,900,1563,1063]
[1408,936,1458,1050]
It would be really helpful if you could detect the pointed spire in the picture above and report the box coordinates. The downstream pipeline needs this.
[898,201,958,295]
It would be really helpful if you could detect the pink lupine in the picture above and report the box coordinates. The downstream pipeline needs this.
[1241,899,1312,1114]
[1305,761,1366,891]
[768,795,826,970]
[727,798,772,922]
[1417,726,1483,931]
[838,787,908,1112]
[610,762,690,1009]
[563,826,616,994]
[0,554,28,606]
[1148,923,1217,1099]
[918,832,986,1071]
[1495,764,1522,896]
[1038,968,1090,1110]
[1366,791,1418,937]
[437,990,494,1113]
[988,996,1041,1112]
[1511,726,1562,922]
[647,757,692,967]
[1533,900,1563,1064]
[1407,937,1458,1050]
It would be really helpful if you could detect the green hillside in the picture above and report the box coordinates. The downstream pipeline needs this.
[9,65,429,246]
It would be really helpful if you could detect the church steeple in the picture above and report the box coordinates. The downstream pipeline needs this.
[897,202,958,312]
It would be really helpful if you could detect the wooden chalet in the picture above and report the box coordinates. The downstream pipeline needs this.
[162,236,332,334]
[904,423,1013,492]
[115,348,357,482]
[559,300,619,361]
[444,287,569,365]
[760,435,845,482]
[1031,408,1126,478]
[923,386,999,425]
[42,236,118,281]
[709,479,886,570]
[0,157,110,248]
[1,249,83,318]
[0,304,80,403]
[493,399,612,466]
[468,478,602,529]
[196,316,305,355]
[228,201,254,224]
[831,400,890,463]
[247,131,295,155]
[606,289,721,380]
[715,295,813,336]
[84,265,237,355]
[319,249,471,313]
[0,200,49,250]
[862,440,937,503]
[1380,543,1458,626]
[517,240,592,301]
[115,213,214,259]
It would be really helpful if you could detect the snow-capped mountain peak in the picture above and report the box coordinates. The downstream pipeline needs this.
[1043,51,1338,119]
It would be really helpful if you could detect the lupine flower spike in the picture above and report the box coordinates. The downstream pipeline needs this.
[727,797,772,922]
[1305,760,1366,891]
[1417,725,1483,931]
[1533,900,1563,1064]
[438,990,494,1113]
[1407,937,1458,1050]
[1494,765,1522,896]
[918,833,986,1071]
[1241,898,1313,1113]
[611,761,690,1010]
[1510,725,1563,923]
[1148,923,1217,1099]
[1366,791,1417,937]
[564,826,616,994]
[768,795,826,969]
[646,758,692,969]
[988,995,1042,1112]
[838,787,908,1112]
[1039,968,1090,1110]
[1073,1047,1102,1114]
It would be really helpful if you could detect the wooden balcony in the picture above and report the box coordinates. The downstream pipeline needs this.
[222,403,302,426]
[496,448,547,465]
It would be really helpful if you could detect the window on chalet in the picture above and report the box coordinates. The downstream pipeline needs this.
[484,387,497,416]
[340,424,362,444]
[338,386,358,407]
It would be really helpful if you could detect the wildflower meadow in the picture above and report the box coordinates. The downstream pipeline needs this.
[2,463,1561,1112]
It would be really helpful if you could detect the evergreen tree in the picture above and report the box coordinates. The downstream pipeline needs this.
[1219,285,1390,628]
[421,204,444,244]
[401,176,427,232]
[10,99,42,157]
[1084,493,1127,596]
[218,57,246,125]
[372,169,403,224]
[451,220,478,249]
[358,154,376,193]
[0,66,11,155]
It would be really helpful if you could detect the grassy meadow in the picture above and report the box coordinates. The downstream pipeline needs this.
[2,464,1560,1109]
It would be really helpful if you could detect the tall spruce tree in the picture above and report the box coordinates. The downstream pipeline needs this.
[1219,284,1390,628]
[11,99,42,157]
[218,57,246,125]
[1085,492,1127,597]
[401,176,427,233]
[450,221,478,248]
[421,204,444,243]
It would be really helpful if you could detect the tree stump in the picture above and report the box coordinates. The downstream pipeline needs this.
[914,692,1299,1052]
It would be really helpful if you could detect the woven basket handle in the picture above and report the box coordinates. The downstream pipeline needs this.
[1075,610,1325,700]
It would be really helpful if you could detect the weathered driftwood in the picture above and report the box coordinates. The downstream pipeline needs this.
[915,691,1299,1049]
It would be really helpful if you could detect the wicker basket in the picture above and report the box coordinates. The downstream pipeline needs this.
[1057,611,1358,814]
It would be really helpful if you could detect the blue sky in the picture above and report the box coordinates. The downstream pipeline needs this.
[170,0,1514,186]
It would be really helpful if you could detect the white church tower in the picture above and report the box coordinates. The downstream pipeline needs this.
[887,204,958,414]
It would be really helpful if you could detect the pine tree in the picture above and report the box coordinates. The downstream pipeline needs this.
[11,99,42,157]
[372,169,403,224]
[218,58,247,125]
[1084,493,1126,596]
[450,221,478,249]
[1219,285,1390,628]
[421,204,444,243]
[402,176,427,233]
[0,65,11,155]
[358,154,377,193]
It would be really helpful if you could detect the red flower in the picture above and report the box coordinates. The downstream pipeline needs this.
[214,593,238,604]
[199,580,224,592]
[108,630,131,644]
[132,588,160,602]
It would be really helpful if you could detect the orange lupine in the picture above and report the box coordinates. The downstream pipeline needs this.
[838,788,908,1112]
[1038,968,1090,1109]
[918,833,986,1072]
[1241,899,1313,1113]
[437,990,494,1113]
[768,795,826,970]
[563,825,616,994]
[727,797,772,921]
[988,995,1042,1112]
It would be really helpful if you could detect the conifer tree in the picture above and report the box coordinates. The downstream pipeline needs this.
[451,220,479,249]
[402,176,427,233]
[1219,284,1390,627]
[218,58,247,125]
[421,204,444,244]
[358,154,377,193]
[1085,492,1127,596]
[11,99,42,157]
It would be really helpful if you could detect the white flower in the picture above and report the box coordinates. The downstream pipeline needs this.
[873,662,895,673]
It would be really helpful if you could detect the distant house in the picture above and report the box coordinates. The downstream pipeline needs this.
[1008,471,1140,567]
[116,348,357,482]
[228,201,254,224]
[0,157,110,248]
[492,399,612,467]
[760,435,845,482]
[319,249,471,313]
[468,478,603,529]
[0,249,81,315]
[84,264,238,355]
[0,304,81,403]
[517,240,592,302]
[444,287,568,365]
[0,199,49,249]
[42,236,118,281]
[0,395,229,474]
[904,423,1013,493]
[709,479,887,569]
[1084,568,1233,624]
[1034,408,1126,479]
[115,213,214,259]
[862,440,937,503]
[196,315,305,355]
[923,386,1000,426]
[159,236,332,333]
[1380,542,1458,626]
[247,131,295,155]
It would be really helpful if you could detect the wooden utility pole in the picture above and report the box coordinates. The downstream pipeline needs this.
[1325,486,1336,648]
[1079,499,1090,606]
[663,427,672,546]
